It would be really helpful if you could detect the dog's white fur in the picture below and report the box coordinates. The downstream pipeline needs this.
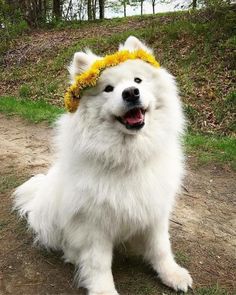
[14,36,192,294]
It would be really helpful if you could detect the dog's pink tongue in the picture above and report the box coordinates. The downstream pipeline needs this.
[124,108,144,125]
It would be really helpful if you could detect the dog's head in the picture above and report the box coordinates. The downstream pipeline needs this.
[66,36,184,166]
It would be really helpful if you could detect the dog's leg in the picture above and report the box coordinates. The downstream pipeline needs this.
[144,216,192,292]
[66,228,119,295]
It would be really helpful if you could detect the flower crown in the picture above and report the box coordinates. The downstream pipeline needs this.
[64,49,160,112]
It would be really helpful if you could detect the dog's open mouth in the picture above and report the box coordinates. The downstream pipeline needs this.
[117,107,145,130]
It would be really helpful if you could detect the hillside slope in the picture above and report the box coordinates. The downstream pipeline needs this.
[0,6,235,135]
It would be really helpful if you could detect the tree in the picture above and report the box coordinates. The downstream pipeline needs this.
[122,0,128,17]
[92,0,97,19]
[87,0,98,20]
[140,0,144,15]
[191,0,232,9]
[98,0,105,19]
[87,0,92,20]
[65,0,73,19]
[151,0,156,14]
[192,0,197,9]
[53,0,62,19]
[107,0,127,18]
[130,0,145,16]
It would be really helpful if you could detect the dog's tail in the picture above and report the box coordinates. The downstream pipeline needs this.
[13,174,45,217]
[13,173,61,249]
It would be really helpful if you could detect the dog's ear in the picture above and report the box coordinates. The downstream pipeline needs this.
[68,50,98,81]
[119,36,152,53]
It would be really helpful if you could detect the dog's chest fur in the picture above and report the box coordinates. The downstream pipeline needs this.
[60,153,179,243]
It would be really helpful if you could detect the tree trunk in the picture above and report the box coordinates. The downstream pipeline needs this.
[18,0,38,27]
[99,0,105,19]
[124,1,126,17]
[92,0,97,20]
[66,0,73,20]
[152,1,155,14]
[140,0,143,16]
[43,0,47,18]
[87,0,92,20]
[192,0,197,9]
[53,0,61,19]
[37,0,43,21]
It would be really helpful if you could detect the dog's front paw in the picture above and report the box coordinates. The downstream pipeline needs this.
[159,265,192,292]
[88,290,119,295]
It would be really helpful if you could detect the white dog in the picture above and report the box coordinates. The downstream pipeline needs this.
[14,36,192,294]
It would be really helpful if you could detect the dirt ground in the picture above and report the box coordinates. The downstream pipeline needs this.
[0,114,235,295]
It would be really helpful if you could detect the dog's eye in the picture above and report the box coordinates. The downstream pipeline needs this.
[104,85,114,92]
[134,77,142,84]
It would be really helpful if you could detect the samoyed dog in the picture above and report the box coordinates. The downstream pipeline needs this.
[14,36,192,294]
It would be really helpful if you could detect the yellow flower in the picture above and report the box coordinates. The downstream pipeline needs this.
[92,59,106,70]
[64,91,79,113]
[114,50,128,63]
[64,49,160,112]
[104,55,117,67]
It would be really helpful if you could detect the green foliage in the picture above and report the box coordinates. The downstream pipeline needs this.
[0,0,28,54]
[199,0,232,8]
[0,0,28,33]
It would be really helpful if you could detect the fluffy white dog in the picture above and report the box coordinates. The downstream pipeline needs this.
[14,36,192,294]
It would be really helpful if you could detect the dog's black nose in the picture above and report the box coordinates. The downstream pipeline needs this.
[122,87,140,103]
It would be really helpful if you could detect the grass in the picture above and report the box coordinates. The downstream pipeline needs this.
[19,84,32,98]
[0,220,10,230]
[0,96,64,124]
[0,172,27,194]
[175,251,190,265]
[196,284,229,295]
[185,133,236,170]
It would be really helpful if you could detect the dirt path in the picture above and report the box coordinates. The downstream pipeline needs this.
[0,114,235,295]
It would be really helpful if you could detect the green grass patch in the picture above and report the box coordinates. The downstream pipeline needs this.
[0,96,64,124]
[175,251,190,265]
[196,284,229,295]
[185,133,236,170]
[0,173,27,194]
[19,84,32,98]
[0,220,10,230]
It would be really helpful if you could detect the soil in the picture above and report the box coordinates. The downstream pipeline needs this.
[0,114,235,295]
